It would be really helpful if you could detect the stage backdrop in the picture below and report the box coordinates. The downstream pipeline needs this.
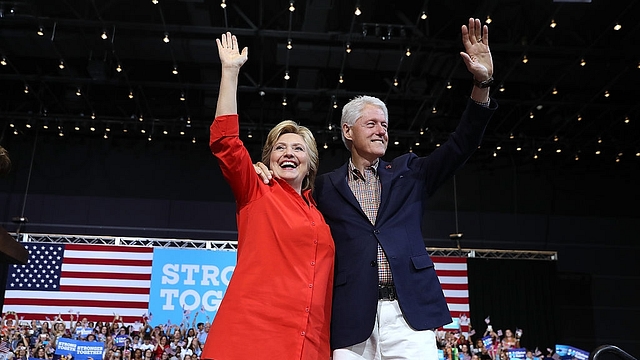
[467,258,559,351]
[2,243,470,329]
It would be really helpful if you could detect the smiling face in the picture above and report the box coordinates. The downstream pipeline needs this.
[269,133,309,193]
[262,120,319,193]
[343,103,388,164]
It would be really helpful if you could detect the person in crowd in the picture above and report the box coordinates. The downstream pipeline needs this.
[201,31,334,360]
[501,329,519,349]
[132,348,144,360]
[153,336,169,360]
[138,335,154,352]
[459,343,472,360]
[254,17,495,360]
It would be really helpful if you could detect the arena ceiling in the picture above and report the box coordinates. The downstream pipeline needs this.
[0,0,639,171]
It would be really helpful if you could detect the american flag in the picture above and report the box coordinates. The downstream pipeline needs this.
[433,256,470,332]
[3,243,153,323]
[0,340,10,353]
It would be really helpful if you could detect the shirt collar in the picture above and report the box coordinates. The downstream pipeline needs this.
[348,158,379,181]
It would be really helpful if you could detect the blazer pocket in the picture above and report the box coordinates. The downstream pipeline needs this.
[410,254,434,270]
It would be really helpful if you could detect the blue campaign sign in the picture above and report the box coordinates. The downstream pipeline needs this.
[508,348,527,360]
[482,335,493,350]
[55,338,104,360]
[148,248,237,327]
[555,345,590,360]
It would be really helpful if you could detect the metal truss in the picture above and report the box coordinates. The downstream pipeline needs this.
[13,233,238,251]
[11,233,556,260]
[427,247,557,261]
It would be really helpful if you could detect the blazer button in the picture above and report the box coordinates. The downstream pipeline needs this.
[370,260,377,267]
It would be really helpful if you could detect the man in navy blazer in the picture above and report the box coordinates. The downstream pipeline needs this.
[316,18,497,360]
[255,18,497,360]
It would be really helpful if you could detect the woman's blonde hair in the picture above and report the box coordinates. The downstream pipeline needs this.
[261,120,319,192]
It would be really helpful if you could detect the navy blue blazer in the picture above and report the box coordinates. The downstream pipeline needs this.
[315,99,496,350]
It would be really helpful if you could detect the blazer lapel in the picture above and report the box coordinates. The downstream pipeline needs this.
[376,160,394,224]
[327,162,369,220]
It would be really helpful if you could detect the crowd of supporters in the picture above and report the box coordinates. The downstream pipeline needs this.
[0,312,209,360]
[1,311,551,360]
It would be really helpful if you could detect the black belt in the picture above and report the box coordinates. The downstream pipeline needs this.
[378,285,396,300]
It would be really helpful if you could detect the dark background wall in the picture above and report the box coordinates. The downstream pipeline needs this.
[0,131,638,357]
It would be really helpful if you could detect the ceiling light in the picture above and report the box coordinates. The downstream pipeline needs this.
[613,23,621,31]
[446,81,452,89]
[2,56,8,66]
[139,115,144,121]
[577,114,582,121]
[431,106,437,114]
[76,87,81,96]
[624,116,630,124]
[172,65,178,75]
[339,74,344,84]
[152,0,159,4]
[595,150,601,155]
[550,19,557,28]
[163,33,170,43]
[128,90,134,99]
[220,0,226,8]
[393,78,399,87]
[180,91,186,101]
[516,146,522,151]
[247,130,253,138]
[420,11,427,20]
[604,90,610,97]
[101,30,108,40]
[346,43,351,53]
[284,71,290,80]
[282,96,287,106]
[91,112,96,119]
[552,87,558,95]
[24,84,29,93]
[556,148,562,153]
[192,137,196,144]
[529,111,534,119]
[104,132,109,139]
[323,143,328,149]
[289,1,295,12]
[485,16,492,24]
[580,58,586,67]
[116,63,122,72]
[522,55,528,64]
[287,39,292,50]
[597,137,602,144]
[499,84,505,92]
[405,47,411,57]
[354,6,361,16]
[90,126,96,131]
